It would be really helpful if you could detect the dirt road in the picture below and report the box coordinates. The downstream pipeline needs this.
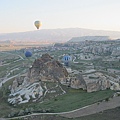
[60,96,120,118]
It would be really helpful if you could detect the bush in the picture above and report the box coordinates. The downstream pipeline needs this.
[105,97,109,102]
[18,110,25,116]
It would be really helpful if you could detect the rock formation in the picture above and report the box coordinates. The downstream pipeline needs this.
[8,53,114,105]
[28,53,68,82]
[8,54,69,105]
[87,80,111,92]
[70,74,87,90]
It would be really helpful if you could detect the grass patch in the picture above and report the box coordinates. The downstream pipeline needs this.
[0,81,114,118]
[17,89,114,113]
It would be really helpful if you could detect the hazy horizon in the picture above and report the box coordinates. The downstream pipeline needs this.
[0,0,120,33]
[1,27,120,35]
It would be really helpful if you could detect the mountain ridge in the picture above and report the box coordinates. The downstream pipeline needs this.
[0,28,120,43]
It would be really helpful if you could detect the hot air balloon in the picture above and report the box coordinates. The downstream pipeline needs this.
[34,20,42,29]
[62,55,72,66]
[25,51,32,57]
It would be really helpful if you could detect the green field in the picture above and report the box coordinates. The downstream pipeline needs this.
[0,81,114,118]
[27,89,114,112]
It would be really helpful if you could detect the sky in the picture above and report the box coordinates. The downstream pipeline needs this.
[0,0,120,33]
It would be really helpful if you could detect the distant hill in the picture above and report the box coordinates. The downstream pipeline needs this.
[68,36,110,42]
[0,28,120,43]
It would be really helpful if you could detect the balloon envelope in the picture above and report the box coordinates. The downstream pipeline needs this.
[62,55,71,66]
[25,51,32,57]
[34,21,42,29]
[63,55,71,61]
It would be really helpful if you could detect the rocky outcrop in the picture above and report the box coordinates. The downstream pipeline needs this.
[9,53,115,105]
[11,79,18,94]
[70,74,87,90]
[28,53,68,82]
[110,83,120,91]
[87,80,111,92]
[8,54,68,105]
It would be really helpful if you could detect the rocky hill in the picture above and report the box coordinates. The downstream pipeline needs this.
[8,54,88,105]
[28,53,68,82]
[8,54,69,105]
[8,53,115,105]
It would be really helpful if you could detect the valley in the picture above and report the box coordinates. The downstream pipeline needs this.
[0,39,120,119]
